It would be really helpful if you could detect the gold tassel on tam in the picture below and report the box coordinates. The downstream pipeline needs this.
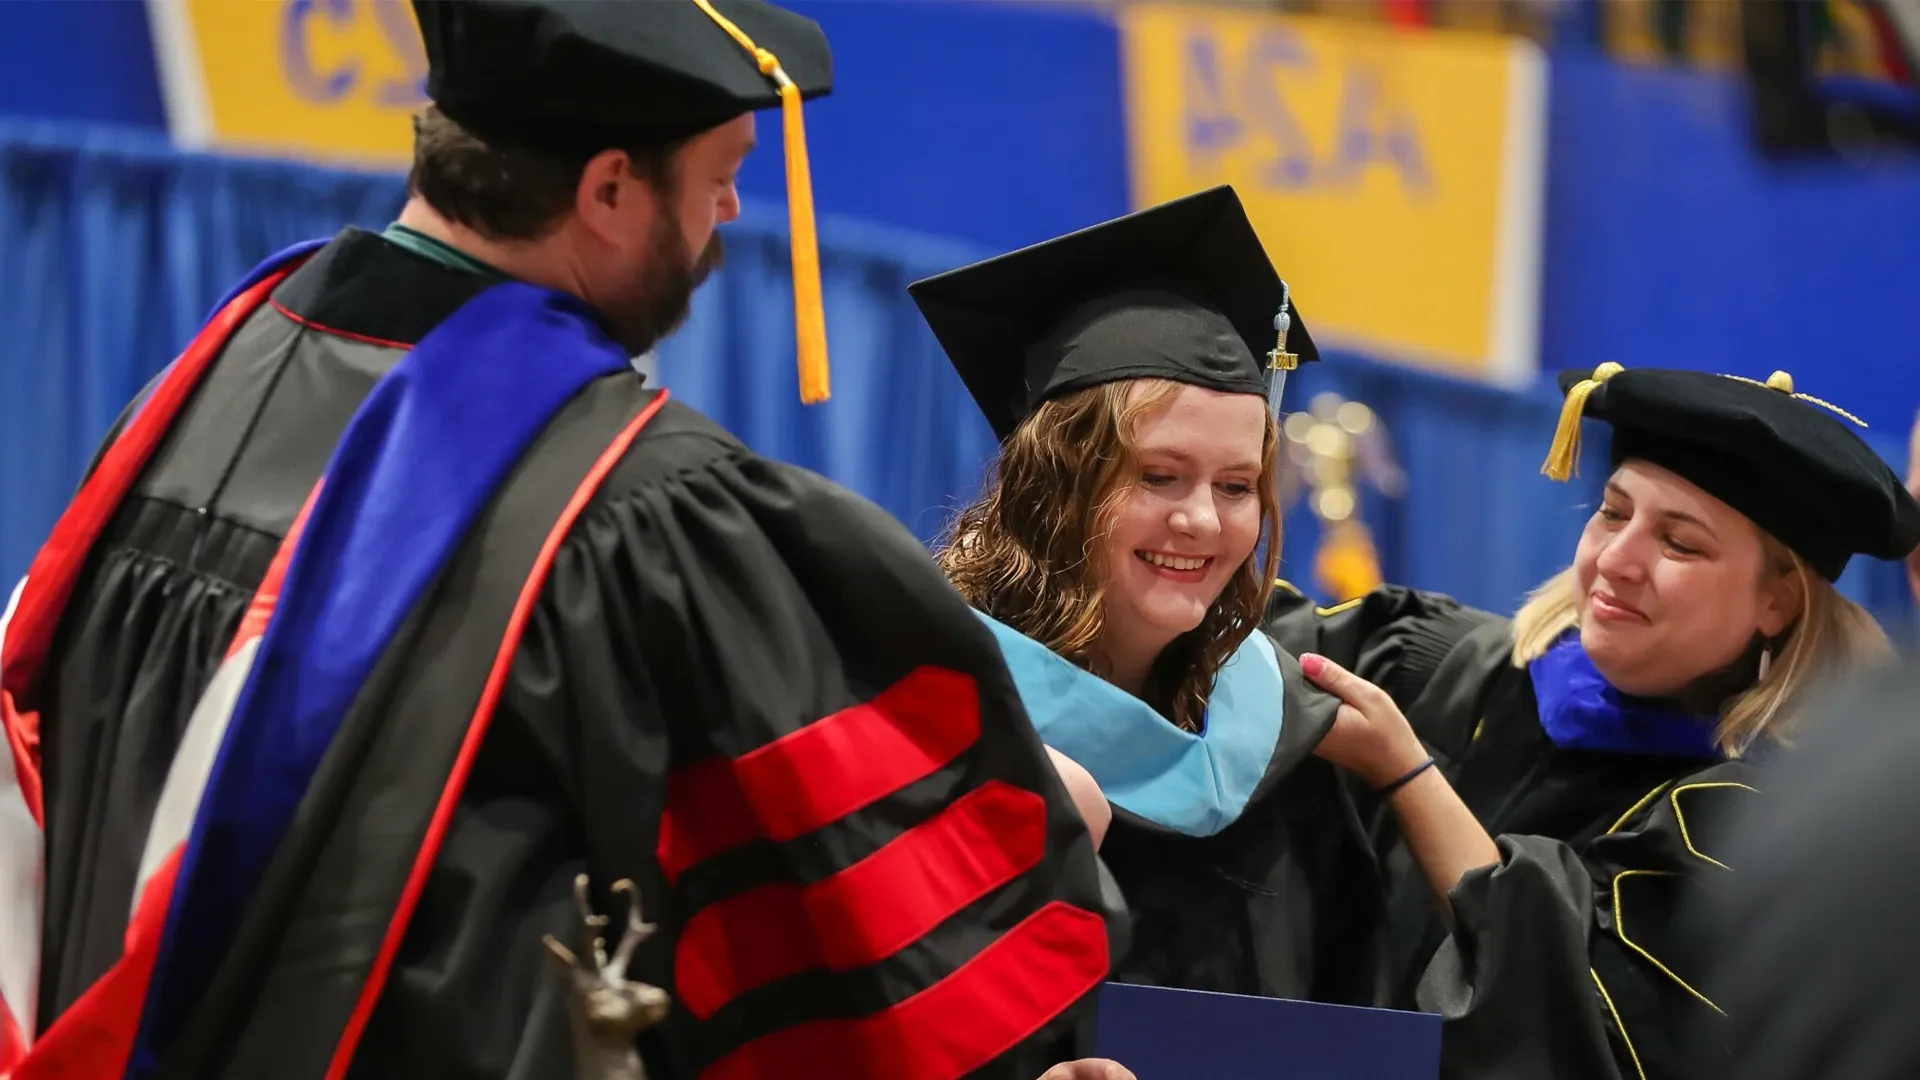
[692,0,831,404]
[1541,361,1624,481]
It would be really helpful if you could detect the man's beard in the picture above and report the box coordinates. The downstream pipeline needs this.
[608,212,725,357]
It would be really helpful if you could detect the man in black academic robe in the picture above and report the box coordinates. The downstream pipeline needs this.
[0,3,1122,1078]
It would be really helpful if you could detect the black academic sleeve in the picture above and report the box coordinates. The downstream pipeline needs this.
[359,415,1124,1080]
[1262,583,1501,718]
[1415,762,1754,1080]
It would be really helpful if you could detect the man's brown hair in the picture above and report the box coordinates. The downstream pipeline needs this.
[406,105,679,241]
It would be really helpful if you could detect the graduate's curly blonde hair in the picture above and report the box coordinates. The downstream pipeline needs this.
[937,379,1282,732]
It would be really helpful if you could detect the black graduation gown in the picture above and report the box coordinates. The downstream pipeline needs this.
[1264,584,1752,1080]
[29,228,1121,1079]
[1094,655,1391,1007]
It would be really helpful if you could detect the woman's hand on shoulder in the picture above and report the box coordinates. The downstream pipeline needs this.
[1299,653,1430,790]
[1038,1059,1137,1080]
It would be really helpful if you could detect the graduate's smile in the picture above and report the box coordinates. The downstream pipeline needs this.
[1095,383,1269,665]
[1135,549,1214,582]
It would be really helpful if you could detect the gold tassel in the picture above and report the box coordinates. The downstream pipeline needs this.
[777,76,829,404]
[691,0,831,404]
[1540,361,1623,482]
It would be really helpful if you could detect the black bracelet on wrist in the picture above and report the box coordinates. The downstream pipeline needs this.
[1376,757,1437,797]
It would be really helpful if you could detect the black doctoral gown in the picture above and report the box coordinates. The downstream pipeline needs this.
[1264,583,1752,1080]
[27,228,1122,1079]
[1093,653,1391,1008]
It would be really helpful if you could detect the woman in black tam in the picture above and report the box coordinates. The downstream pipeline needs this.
[1266,363,1920,1078]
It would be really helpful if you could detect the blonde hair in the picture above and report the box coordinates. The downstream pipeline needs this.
[937,379,1282,732]
[1511,531,1893,754]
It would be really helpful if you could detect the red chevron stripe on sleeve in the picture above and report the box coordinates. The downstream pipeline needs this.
[657,666,1110,1079]
[656,666,981,882]
[675,779,1047,1018]
[701,902,1110,1080]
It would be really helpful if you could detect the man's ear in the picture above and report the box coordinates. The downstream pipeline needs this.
[573,148,655,246]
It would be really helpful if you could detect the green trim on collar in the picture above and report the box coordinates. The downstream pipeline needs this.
[381,223,513,283]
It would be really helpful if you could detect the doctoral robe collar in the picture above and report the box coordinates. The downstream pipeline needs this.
[1529,632,1724,760]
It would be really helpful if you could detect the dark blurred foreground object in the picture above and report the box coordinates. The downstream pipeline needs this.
[1594,0,1920,156]
[1741,0,1920,157]
[1684,663,1920,1079]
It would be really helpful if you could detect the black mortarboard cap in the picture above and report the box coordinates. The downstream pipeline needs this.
[907,186,1318,441]
[1543,364,1920,580]
[414,0,832,151]
[414,0,835,403]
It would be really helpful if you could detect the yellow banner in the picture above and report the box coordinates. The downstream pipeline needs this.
[149,0,425,168]
[1120,5,1545,382]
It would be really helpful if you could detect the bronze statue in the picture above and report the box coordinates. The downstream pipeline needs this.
[545,874,672,1080]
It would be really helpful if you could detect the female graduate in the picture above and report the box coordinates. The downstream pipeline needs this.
[908,186,1388,1006]
[1267,364,1920,1079]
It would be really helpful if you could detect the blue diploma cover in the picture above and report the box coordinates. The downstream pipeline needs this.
[1093,983,1441,1078]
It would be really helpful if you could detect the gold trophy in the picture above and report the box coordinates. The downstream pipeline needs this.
[1280,393,1406,604]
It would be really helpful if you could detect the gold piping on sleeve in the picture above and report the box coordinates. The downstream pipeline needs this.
[1610,869,1726,1015]
[1606,781,1674,835]
[1590,968,1649,1080]
[1668,781,1759,871]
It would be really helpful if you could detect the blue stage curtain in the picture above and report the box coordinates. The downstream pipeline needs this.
[1277,357,1605,617]
[1,119,1912,638]
[652,213,1002,545]
[0,118,1003,591]
[0,119,407,588]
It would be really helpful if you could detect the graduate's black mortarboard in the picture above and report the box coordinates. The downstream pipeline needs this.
[413,0,835,403]
[1542,363,1920,580]
[907,186,1319,442]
